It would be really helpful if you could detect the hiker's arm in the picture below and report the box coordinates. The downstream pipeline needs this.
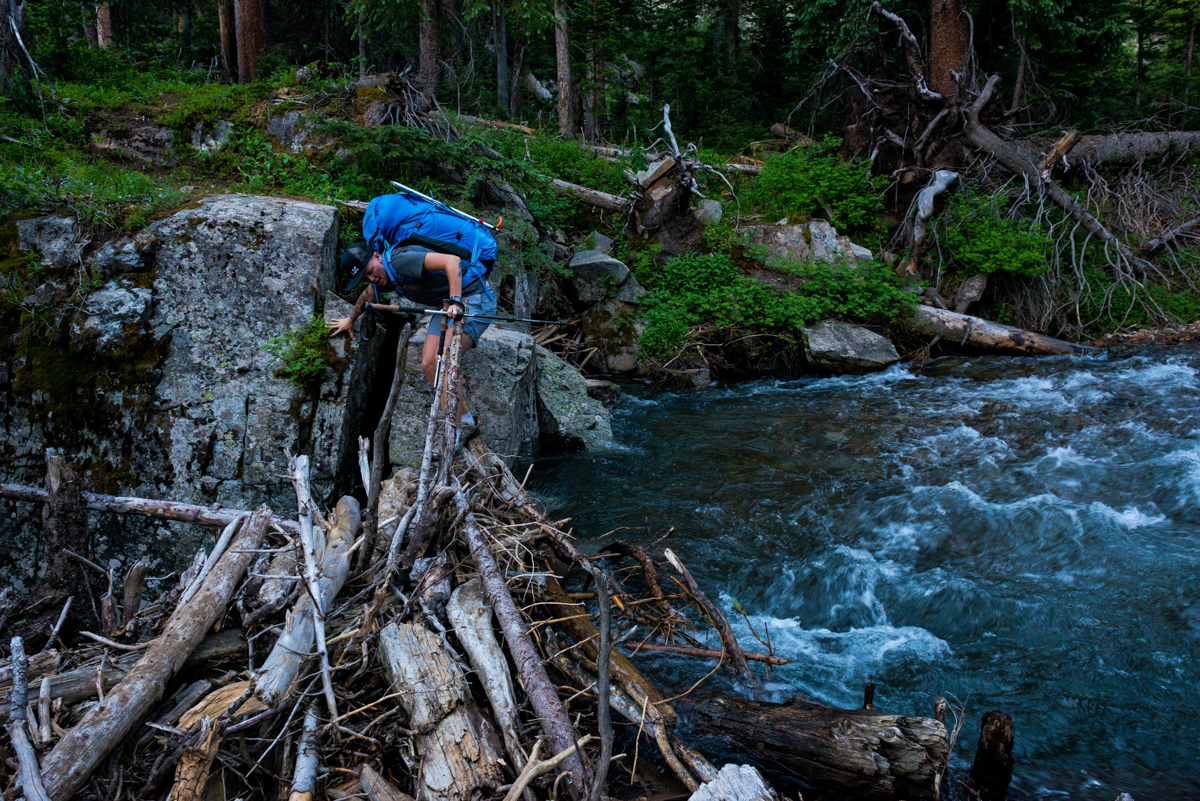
[423,252,465,319]
[327,286,374,341]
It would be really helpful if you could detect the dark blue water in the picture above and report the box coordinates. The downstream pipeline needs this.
[528,347,1200,800]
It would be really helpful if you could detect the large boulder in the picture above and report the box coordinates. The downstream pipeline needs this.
[536,345,614,450]
[566,250,645,306]
[0,196,348,592]
[266,112,337,155]
[581,299,646,373]
[803,319,900,372]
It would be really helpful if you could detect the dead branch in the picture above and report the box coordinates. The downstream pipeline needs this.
[7,637,52,801]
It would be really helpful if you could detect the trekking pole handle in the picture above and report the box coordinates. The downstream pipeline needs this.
[369,302,566,327]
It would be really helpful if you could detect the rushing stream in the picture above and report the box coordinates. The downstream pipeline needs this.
[525,345,1200,800]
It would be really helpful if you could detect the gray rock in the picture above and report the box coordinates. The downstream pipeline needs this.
[803,319,900,372]
[695,198,723,226]
[86,232,154,276]
[742,220,845,265]
[70,282,152,353]
[17,215,82,268]
[954,273,988,314]
[92,126,177,166]
[567,250,645,305]
[590,231,614,254]
[679,368,712,388]
[581,299,645,373]
[266,111,336,155]
[295,65,314,84]
[849,242,874,261]
[22,280,70,309]
[536,345,614,450]
[191,120,234,153]
[388,323,538,468]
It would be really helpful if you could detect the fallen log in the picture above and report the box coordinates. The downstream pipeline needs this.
[677,693,948,800]
[551,178,628,212]
[7,638,52,801]
[1017,130,1200,170]
[255,496,358,708]
[360,765,415,801]
[378,621,505,801]
[0,484,301,536]
[909,305,1079,356]
[37,506,271,801]
[445,578,527,773]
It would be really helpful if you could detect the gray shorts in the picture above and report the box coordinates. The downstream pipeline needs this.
[426,287,496,345]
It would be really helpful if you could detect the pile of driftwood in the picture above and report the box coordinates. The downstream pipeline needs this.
[0,320,1014,801]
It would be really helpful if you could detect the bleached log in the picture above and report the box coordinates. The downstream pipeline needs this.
[909,305,1079,356]
[179,517,241,606]
[254,496,359,708]
[288,705,321,801]
[551,178,628,211]
[904,169,958,271]
[377,622,504,801]
[7,638,52,801]
[524,71,553,103]
[0,483,301,536]
[245,542,300,624]
[37,507,271,801]
[1018,130,1200,170]
[445,578,526,772]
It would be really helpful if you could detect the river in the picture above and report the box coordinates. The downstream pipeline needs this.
[525,345,1200,800]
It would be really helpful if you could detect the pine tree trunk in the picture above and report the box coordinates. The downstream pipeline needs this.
[494,3,508,116]
[1186,5,1197,106]
[1009,34,1027,113]
[555,0,574,136]
[509,33,524,121]
[1135,0,1145,108]
[96,4,112,48]
[218,0,237,82]
[928,0,966,96]
[418,0,441,105]
[234,0,265,82]
[180,6,191,63]
[357,18,366,78]
[1,0,32,97]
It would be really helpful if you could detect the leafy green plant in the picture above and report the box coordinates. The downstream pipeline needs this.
[747,137,885,235]
[263,316,334,390]
[638,252,915,357]
[938,191,1050,276]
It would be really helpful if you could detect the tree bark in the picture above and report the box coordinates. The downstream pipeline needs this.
[968,710,1014,801]
[378,622,505,801]
[555,0,575,136]
[1009,34,1027,114]
[218,0,237,82]
[418,0,441,105]
[1187,4,1197,106]
[928,0,966,96]
[493,3,508,116]
[37,507,271,801]
[509,34,525,121]
[551,178,626,211]
[1016,130,1200,169]
[234,0,266,82]
[678,693,948,800]
[96,4,112,48]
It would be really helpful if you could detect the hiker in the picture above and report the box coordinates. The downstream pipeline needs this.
[327,193,499,432]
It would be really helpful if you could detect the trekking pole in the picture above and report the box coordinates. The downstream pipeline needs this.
[390,181,500,231]
[369,303,569,327]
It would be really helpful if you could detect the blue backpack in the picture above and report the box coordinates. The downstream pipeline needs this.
[362,190,498,299]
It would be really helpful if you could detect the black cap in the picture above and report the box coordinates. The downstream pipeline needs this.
[339,240,372,293]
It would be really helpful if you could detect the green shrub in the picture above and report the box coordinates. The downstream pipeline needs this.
[747,137,885,235]
[638,252,915,357]
[263,316,334,390]
[939,191,1050,276]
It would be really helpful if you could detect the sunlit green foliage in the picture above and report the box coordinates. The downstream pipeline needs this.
[938,191,1050,277]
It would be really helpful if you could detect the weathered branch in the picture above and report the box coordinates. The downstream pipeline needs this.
[551,178,628,212]
[910,305,1078,355]
[7,637,52,801]
[871,2,942,101]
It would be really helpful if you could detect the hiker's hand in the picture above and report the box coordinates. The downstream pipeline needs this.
[327,316,355,341]
[446,297,466,321]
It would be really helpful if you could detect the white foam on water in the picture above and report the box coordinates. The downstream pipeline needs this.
[1161,445,1200,504]
[1117,361,1199,392]
[1087,502,1167,529]
[1041,446,1090,469]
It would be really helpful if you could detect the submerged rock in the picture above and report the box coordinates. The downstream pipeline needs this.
[803,319,900,372]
